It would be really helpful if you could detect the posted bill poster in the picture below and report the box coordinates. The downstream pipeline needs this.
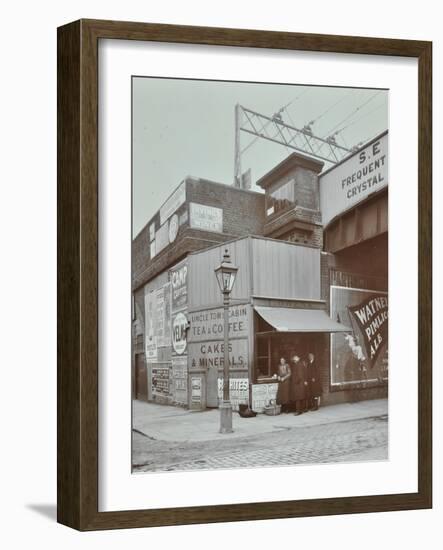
[330,286,388,386]
[144,289,157,363]
[144,283,172,362]
[217,378,249,411]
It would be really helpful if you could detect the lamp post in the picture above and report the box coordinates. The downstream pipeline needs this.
[214,248,238,434]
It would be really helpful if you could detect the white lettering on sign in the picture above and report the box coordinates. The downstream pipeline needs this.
[151,367,170,397]
[188,339,248,369]
[320,132,388,226]
[170,260,188,312]
[144,289,157,363]
[330,286,389,387]
[217,378,249,410]
[188,305,248,342]
[172,356,188,404]
[191,377,202,402]
[189,203,223,233]
[251,383,279,412]
[160,182,186,225]
[172,311,188,355]
[155,221,169,255]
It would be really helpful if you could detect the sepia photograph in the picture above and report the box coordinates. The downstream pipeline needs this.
[131,77,389,474]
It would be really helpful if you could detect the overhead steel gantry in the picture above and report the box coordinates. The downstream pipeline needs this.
[234,103,353,188]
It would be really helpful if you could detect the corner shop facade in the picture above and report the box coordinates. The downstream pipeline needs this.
[132,132,388,410]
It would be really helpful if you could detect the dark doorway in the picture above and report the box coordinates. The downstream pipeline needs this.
[135,354,148,401]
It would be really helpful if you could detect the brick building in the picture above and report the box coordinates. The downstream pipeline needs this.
[132,131,388,410]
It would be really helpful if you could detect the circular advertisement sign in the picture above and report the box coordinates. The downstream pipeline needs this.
[172,311,187,355]
[168,214,179,243]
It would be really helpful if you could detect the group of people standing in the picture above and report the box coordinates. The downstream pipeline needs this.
[276,353,322,414]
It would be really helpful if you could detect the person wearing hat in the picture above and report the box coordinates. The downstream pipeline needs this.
[290,354,308,415]
[306,352,322,411]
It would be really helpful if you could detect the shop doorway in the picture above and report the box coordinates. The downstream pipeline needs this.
[206,366,219,408]
[135,354,148,401]
[255,332,321,380]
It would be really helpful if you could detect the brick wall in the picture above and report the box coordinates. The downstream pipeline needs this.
[258,153,323,249]
[319,246,388,406]
[187,177,265,237]
[132,177,265,291]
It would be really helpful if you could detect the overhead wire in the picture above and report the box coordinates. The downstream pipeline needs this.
[321,91,381,138]
[306,91,353,126]
[330,101,386,138]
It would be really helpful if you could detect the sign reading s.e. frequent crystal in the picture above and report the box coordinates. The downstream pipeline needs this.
[189,202,223,233]
[320,132,388,226]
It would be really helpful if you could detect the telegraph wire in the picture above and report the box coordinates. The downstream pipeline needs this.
[304,91,353,128]
[330,102,385,138]
[322,91,381,138]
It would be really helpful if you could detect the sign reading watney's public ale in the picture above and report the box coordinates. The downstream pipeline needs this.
[330,286,388,386]
[348,294,388,367]
[320,132,388,226]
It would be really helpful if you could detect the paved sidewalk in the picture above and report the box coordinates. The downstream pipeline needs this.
[133,398,388,442]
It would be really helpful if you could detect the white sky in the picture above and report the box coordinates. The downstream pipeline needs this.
[133,78,388,236]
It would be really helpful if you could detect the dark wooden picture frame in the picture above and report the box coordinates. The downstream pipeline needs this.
[57,19,432,531]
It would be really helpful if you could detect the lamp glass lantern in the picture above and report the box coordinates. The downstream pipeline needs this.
[214,250,238,295]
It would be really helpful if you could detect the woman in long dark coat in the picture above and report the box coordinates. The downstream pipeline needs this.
[290,354,308,415]
[276,357,291,413]
[306,352,322,410]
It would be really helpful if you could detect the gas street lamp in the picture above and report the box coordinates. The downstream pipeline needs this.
[214,248,238,434]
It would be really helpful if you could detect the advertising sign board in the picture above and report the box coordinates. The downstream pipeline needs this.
[170,260,188,312]
[172,311,188,356]
[155,221,169,255]
[217,378,249,410]
[189,202,223,233]
[172,356,188,404]
[320,132,388,226]
[188,339,248,370]
[144,290,157,363]
[330,286,388,386]
[188,304,248,343]
[151,367,170,397]
[251,383,279,412]
[160,182,186,225]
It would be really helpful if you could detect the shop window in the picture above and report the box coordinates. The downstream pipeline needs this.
[256,334,271,378]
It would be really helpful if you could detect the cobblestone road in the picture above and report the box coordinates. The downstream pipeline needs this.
[132,414,388,473]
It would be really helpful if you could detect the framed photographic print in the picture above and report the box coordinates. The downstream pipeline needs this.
[57,19,432,530]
